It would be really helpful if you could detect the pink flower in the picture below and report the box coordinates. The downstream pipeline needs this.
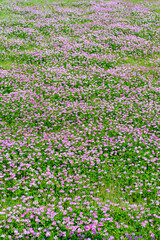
[63,210,67,215]
[141,222,147,228]
[77,228,82,233]
[67,207,72,212]
[45,231,51,237]
[108,236,114,240]
[116,224,121,228]
[84,226,90,231]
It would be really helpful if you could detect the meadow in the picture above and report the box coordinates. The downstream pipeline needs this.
[0,0,160,239]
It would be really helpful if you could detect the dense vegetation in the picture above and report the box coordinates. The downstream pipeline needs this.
[0,0,159,239]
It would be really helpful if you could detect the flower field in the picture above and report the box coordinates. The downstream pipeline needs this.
[0,0,160,239]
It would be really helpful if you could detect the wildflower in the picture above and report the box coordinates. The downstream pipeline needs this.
[45,231,51,237]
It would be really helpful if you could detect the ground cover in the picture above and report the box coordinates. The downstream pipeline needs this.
[0,0,159,239]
